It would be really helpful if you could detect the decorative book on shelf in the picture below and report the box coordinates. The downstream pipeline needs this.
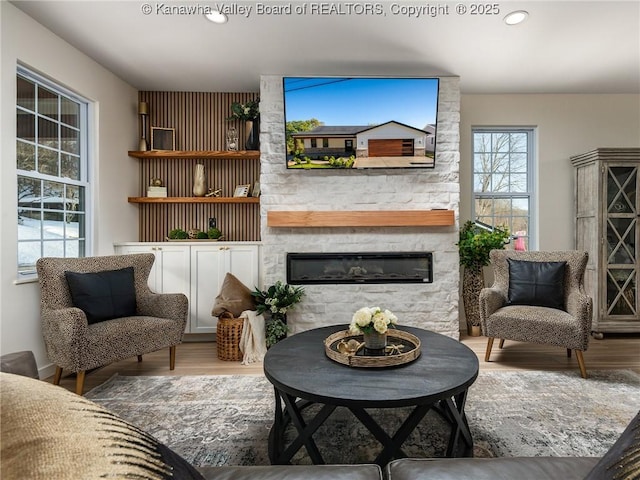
[146,186,167,198]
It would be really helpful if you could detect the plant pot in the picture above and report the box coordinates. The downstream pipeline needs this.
[363,331,387,350]
[462,267,485,332]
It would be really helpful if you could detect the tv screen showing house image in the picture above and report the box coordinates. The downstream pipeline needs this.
[283,77,439,169]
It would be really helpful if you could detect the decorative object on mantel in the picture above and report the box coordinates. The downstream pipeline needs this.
[138,101,149,151]
[251,281,305,348]
[349,306,398,351]
[457,220,510,336]
[227,98,260,151]
[192,164,207,197]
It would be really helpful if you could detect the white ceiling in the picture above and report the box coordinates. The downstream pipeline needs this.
[12,1,640,94]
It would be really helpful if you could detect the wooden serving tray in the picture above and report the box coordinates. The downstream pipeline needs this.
[324,329,421,368]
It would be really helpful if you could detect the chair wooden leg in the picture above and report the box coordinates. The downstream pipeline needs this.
[567,349,572,358]
[75,371,86,396]
[53,366,63,385]
[498,339,505,349]
[575,350,588,379]
[169,346,176,370]
[137,355,143,362]
[485,337,494,362]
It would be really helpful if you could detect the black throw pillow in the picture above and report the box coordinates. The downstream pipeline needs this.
[65,267,137,324]
[507,259,566,310]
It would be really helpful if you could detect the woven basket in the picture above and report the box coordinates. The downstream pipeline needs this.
[216,313,244,361]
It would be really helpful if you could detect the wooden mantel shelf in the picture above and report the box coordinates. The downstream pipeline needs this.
[267,210,455,227]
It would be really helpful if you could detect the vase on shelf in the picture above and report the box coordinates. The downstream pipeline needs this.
[193,164,207,197]
[244,118,260,151]
[363,331,387,351]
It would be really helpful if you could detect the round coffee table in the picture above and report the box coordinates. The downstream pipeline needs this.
[263,325,479,466]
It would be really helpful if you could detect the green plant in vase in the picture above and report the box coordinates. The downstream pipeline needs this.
[457,220,510,335]
[251,281,305,348]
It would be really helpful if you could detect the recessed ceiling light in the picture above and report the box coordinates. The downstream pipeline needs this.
[504,10,528,25]
[205,10,228,24]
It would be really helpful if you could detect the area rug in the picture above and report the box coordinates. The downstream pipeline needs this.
[85,370,640,467]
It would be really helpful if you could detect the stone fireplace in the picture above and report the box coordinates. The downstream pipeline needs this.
[259,75,460,338]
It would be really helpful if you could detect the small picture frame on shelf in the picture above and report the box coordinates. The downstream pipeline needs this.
[251,182,261,197]
[151,127,176,150]
[233,184,251,197]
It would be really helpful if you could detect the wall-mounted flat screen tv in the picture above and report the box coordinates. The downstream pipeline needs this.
[283,77,439,170]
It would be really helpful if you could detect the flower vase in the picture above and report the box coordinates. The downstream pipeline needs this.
[363,331,387,351]
[193,164,207,197]
[244,118,260,150]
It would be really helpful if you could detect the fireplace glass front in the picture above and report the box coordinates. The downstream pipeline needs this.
[287,252,433,285]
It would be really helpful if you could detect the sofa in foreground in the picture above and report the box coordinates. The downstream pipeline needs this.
[1,364,638,479]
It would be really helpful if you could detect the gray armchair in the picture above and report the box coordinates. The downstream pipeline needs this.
[36,254,188,395]
[479,250,592,378]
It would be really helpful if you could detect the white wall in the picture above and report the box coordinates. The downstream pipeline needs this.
[1,3,139,377]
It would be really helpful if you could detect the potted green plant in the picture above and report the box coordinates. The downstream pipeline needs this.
[457,221,510,336]
[251,281,305,348]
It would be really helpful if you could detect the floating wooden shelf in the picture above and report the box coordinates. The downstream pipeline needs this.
[128,197,260,204]
[267,210,455,227]
[128,150,260,159]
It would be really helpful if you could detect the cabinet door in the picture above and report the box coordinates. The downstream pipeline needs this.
[190,244,260,334]
[603,164,638,324]
[154,245,191,296]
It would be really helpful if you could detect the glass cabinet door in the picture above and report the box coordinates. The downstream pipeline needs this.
[605,165,638,317]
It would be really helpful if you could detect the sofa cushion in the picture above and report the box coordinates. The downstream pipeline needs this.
[198,464,383,480]
[507,259,566,310]
[385,457,599,480]
[65,267,137,324]
[583,410,640,480]
[211,272,256,318]
[0,372,205,480]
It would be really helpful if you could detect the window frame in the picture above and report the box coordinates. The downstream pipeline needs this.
[16,66,92,277]
[471,127,536,250]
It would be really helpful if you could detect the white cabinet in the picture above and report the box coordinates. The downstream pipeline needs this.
[114,242,260,333]
[190,244,260,333]
[114,244,190,296]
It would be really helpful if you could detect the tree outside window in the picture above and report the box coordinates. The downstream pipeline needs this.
[472,129,534,250]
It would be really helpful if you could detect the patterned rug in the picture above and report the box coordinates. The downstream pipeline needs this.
[85,370,640,467]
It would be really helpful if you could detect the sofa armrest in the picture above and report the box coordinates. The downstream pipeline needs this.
[566,289,593,330]
[41,308,89,344]
[479,287,506,330]
[137,293,188,324]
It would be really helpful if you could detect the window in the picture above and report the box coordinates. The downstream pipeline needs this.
[322,138,329,148]
[472,128,535,250]
[16,68,90,275]
[310,138,317,148]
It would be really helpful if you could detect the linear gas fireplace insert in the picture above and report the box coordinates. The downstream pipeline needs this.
[287,252,433,285]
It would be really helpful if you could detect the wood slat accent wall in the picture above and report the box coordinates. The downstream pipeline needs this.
[136,91,261,242]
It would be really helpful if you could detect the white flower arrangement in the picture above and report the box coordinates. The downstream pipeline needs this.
[349,306,398,335]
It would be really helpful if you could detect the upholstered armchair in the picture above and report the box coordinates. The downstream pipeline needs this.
[36,254,188,395]
[479,250,592,378]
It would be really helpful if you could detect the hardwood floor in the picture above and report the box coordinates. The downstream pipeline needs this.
[50,333,640,395]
